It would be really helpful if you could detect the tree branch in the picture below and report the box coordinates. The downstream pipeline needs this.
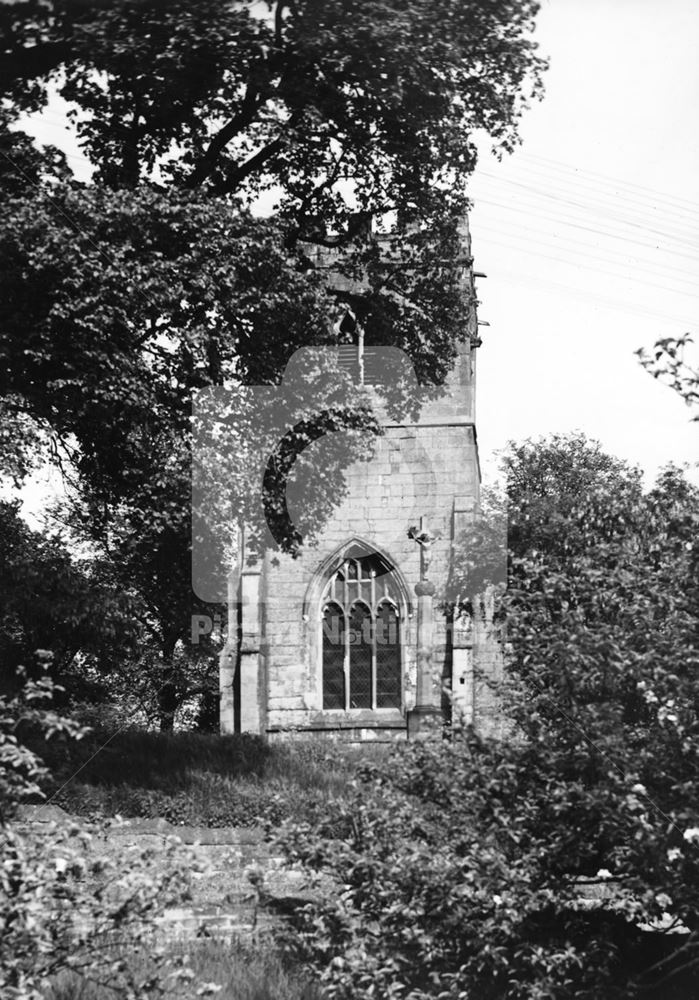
[638,932,699,980]
[275,0,287,48]
[186,84,265,188]
[640,949,699,993]
[216,107,305,194]
[284,146,348,246]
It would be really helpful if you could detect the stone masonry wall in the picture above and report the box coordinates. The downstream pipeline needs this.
[225,214,505,740]
[262,414,480,737]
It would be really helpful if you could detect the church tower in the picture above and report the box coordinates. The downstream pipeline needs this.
[219,217,502,741]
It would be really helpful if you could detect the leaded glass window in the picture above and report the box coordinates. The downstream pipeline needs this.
[322,603,345,710]
[321,551,402,711]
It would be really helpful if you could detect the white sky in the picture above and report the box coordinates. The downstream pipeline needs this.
[469,0,699,485]
[15,0,699,511]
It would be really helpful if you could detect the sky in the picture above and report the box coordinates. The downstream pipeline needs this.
[13,0,699,518]
[468,0,699,485]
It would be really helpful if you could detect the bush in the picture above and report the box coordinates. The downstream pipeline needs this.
[0,674,216,999]
[1,819,204,1000]
[279,735,699,1000]
[0,671,84,823]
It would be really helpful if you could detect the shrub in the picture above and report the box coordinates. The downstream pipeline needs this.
[1,819,204,999]
[0,671,84,823]
[279,736,699,1000]
[0,673,216,999]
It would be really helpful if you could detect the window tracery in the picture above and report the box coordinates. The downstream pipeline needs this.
[320,550,402,710]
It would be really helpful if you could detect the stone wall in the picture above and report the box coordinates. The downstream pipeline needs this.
[220,214,505,741]
[257,337,482,737]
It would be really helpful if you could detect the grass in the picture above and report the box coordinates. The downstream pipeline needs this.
[32,729,387,827]
[44,937,322,1000]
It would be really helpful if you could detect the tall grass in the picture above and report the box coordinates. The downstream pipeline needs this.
[44,938,322,1000]
[33,730,387,827]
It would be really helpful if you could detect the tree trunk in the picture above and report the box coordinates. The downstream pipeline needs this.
[158,636,179,731]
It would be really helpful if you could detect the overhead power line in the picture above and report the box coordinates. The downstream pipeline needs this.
[473,173,699,253]
[518,151,699,218]
[476,171,699,252]
[475,211,699,287]
[502,156,699,230]
[475,195,699,266]
[487,263,697,329]
[479,224,699,299]
[477,228,699,303]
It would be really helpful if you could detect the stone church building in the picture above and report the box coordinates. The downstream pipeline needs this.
[219,218,502,741]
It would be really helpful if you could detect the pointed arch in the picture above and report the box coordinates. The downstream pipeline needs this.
[306,537,410,713]
[303,536,412,621]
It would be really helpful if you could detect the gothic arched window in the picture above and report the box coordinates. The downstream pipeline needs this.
[321,551,402,710]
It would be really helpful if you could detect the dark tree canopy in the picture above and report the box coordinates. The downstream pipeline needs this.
[1,1,545,233]
[0,500,139,698]
[0,0,546,509]
[0,0,546,725]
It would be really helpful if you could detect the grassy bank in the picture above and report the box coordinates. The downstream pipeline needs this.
[33,729,385,827]
[45,937,322,1000]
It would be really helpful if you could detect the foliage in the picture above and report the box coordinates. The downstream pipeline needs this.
[281,736,699,1000]
[1,819,209,1000]
[0,398,47,488]
[0,673,218,1000]
[637,333,699,418]
[0,1,546,724]
[499,436,699,746]
[0,666,84,822]
[0,502,138,697]
[278,435,699,998]
[1,0,546,229]
[0,176,384,725]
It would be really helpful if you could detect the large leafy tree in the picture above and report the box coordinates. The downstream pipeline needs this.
[0,1,545,221]
[0,183,342,725]
[281,435,699,998]
[0,501,114,691]
[0,0,546,725]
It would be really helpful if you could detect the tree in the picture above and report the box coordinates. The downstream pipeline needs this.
[1,2,545,224]
[0,183,378,725]
[0,0,546,384]
[0,1,546,725]
[279,435,699,998]
[0,500,145,706]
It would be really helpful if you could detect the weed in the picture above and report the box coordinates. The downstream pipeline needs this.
[44,938,322,1000]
